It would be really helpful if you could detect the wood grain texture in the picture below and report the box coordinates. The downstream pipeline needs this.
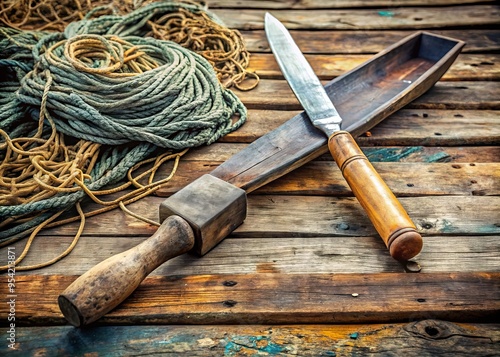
[220,109,500,145]
[10,236,500,276]
[243,29,500,53]
[213,6,500,30]
[3,321,499,356]
[235,80,500,111]
[355,109,500,146]
[180,142,499,164]
[24,195,500,237]
[249,53,500,81]
[29,195,499,238]
[156,161,500,197]
[239,195,500,238]
[2,273,498,325]
[209,0,497,9]
[168,143,500,165]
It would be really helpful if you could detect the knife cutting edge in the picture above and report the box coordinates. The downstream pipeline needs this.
[265,13,423,261]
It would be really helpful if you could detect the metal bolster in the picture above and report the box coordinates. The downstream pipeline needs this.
[312,116,342,136]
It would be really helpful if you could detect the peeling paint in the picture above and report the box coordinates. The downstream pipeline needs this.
[378,10,395,17]
[224,335,285,356]
[365,146,420,162]
[441,219,455,233]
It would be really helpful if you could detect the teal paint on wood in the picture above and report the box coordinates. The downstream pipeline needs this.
[224,335,285,356]
[378,11,395,17]
[365,146,421,162]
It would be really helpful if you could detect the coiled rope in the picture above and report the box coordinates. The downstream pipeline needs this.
[0,1,254,271]
[0,0,258,90]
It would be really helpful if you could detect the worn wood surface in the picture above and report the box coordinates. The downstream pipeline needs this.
[250,54,500,81]
[242,29,500,53]
[216,109,499,147]
[23,195,497,238]
[3,321,500,356]
[209,0,498,9]
[7,235,499,276]
[1,0,498,355]
[236,81,500,111]
[213,6,500,30]
[2,273,499,325]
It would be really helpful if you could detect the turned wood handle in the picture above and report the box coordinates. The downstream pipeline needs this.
[329,131,423,261]
[58,215,195,326]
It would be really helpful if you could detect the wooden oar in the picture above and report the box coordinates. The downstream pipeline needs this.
[58,31,464,326]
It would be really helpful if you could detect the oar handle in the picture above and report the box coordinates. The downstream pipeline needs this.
[58,215,195,326]
[329,131,423,261]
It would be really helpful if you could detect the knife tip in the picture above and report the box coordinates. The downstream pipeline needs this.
[264,12,276,24]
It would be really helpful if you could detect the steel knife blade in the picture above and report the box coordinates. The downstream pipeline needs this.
[265,13,423,261]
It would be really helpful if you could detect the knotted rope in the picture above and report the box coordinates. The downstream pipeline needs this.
[0,1,254,271]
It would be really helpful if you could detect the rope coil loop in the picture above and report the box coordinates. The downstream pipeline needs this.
[0,2,255,271]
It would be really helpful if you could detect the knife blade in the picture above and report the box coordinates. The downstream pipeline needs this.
[265,13,423,261]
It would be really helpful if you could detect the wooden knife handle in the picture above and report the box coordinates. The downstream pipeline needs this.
[58,215,195,326]
[328,131,423,261]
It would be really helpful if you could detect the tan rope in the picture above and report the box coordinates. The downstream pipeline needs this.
[0,203,84,271]
[0,0,259,89]
[147,7,259,90]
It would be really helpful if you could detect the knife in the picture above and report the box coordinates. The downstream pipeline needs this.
[59,27,463,326]
[265,13,423,261]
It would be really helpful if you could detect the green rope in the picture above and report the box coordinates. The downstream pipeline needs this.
[19,33,245,148]
[0,3,248,245]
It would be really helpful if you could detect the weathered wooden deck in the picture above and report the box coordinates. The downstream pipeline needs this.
[1,1,499,355]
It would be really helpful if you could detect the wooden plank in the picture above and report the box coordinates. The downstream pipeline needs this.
[32,195,500,238]
[355,109,500,146]
[10,236,500,276]
[235,81,500,111]
[213,6,500,30]
[258,162,500,196]
[249,54,500,81]
[2,273,498,325]
[183,143,500,163]
[362,146,500,163]
[223,109,500,145]
[4,321,500,356]
[239,195,500,238]
[209,0,498,9]
[243,29,500,53]
[155,161,500,197]
[412,82,500,110]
